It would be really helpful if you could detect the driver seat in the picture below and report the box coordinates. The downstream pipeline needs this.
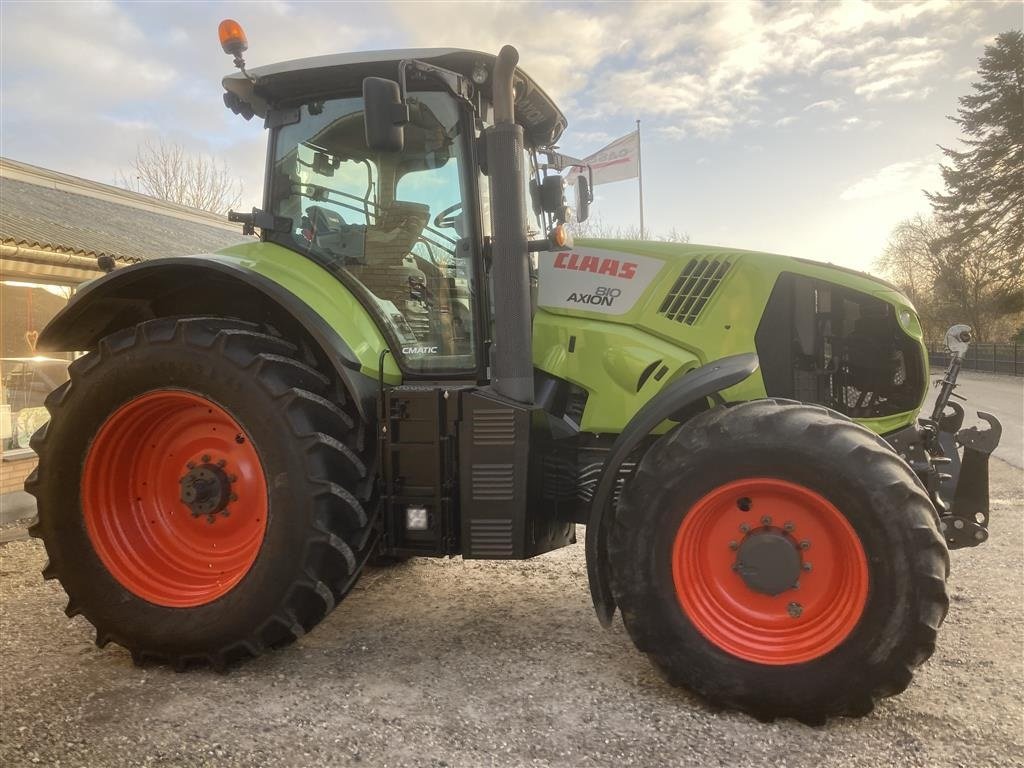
[345,200,430,318]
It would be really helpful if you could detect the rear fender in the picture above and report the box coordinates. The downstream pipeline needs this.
[37,255,386,420]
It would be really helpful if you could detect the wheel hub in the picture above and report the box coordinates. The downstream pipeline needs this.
[734,528,802,596]
[81,390,268,608]
[179,461,234,519]
[672,477,869,665]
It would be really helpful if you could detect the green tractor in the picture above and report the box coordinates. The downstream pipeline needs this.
[27,24,1001,723]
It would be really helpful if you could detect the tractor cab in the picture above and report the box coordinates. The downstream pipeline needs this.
[222,48,570,378]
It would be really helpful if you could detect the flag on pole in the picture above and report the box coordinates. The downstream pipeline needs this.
[566,130,640,186]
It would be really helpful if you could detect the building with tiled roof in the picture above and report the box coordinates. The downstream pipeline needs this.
[0,157,252,523]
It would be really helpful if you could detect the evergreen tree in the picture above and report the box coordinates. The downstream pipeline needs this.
[927,30,1023,307]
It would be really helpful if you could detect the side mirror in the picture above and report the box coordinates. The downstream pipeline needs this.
[363,77,408,152]
[575,176,592,223]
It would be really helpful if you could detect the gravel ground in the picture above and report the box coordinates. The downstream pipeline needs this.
[1,460,1021,768]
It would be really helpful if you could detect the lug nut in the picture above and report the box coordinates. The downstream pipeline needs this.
[228,474,237,483]
[802,562,813,572]
[787,602,803,618]
[217,459,226,468]
[187,461,196,469]
[229,493,238,502]
[783,521,795,532]
[760,515,772,526]
[739,523,751,533]
[799,540,811,550]
[201,454,211,463]
[728,540,739,551]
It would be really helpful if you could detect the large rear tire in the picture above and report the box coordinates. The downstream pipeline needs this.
[26,317,376,669]
[609,399,949,723]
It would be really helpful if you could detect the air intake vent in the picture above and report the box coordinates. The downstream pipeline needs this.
[469,518,514,557]
[471,464,515,501]
[658,258,731,324]
[472,409,516,446]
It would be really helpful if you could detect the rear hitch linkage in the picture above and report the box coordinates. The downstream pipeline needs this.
[886,324,1002,549]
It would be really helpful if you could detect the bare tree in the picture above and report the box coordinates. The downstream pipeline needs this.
[662,226,691,244]
[875,214,1023,341]
[571,214,690,243]
[118,139,243,215]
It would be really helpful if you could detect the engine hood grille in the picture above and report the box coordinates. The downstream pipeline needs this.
[658,258,731,324]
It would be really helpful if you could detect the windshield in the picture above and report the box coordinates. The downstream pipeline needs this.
[269,92,477,374]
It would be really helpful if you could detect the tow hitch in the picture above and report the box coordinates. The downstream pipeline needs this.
[886,324,1002,549]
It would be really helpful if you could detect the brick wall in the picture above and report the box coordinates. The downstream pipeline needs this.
[1,456,36,494]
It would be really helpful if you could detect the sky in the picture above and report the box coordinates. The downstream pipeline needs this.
[1,0,1020,273]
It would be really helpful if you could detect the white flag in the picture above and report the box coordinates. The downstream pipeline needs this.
[566,131,640,187]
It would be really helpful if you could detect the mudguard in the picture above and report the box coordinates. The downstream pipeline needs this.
[586,352,760,627]
[37,256,381,420]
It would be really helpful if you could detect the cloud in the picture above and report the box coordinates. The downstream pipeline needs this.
[567,131,613,148]
[567,0,961,138]
[804,99,844,112]
[839,156,943,201]
[0,0,996,215]
[828,47,946,100]
[656,126,688,140]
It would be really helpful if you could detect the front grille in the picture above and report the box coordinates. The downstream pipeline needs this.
[658,258,731,324]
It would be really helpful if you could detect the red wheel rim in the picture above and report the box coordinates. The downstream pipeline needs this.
[672,478,868,665]
[82,390,268,608]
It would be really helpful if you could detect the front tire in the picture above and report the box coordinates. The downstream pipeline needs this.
[27,317,376,669]
[609,400,949,723]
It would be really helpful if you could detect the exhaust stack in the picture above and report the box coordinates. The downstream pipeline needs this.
[485,45,534,404]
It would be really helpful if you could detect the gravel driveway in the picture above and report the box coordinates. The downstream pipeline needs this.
[1,459,1021,768]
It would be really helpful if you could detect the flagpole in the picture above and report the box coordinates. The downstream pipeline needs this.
[636,119,645,240]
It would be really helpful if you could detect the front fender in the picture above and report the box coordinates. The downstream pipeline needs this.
[38,248,397,420]
[585,353,761,627]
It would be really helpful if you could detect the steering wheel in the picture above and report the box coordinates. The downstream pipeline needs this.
[433,202,462,229]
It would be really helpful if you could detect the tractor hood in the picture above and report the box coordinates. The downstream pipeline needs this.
[572,239,909,305]
[223,48,567,147]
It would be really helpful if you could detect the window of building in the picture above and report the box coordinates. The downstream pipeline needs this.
[1,280,74,457]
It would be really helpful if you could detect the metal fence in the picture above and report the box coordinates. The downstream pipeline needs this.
[926,341,1024,376]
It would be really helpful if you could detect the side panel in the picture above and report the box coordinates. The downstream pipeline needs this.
[532,310,702,433]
